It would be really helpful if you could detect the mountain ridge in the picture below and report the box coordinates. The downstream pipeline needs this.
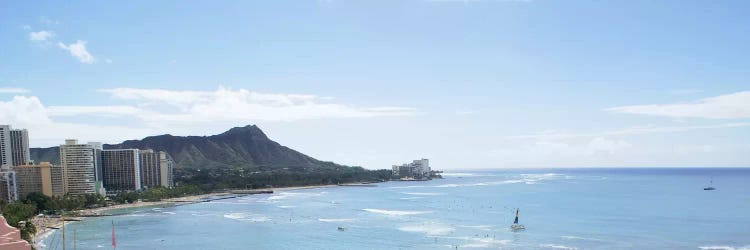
[29,125,343,170]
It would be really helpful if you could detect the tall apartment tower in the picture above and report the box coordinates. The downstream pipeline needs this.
[101,149,141,195]
[138,150,175,188]
[0,125,12,170]
[88,142,106,196]
[139,150,160,189]
[59,139,97,195]
[10,129,30,166]
[0,125,18,201]
[159,151,174,188]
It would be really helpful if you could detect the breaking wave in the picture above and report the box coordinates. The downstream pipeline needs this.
[540,244,578,250]
[560,235,603,241]
[223,212,271,222]
[318,218,356,222]
[401,192,444,196]
[699,246,750,250]
[398,222,454,235]
[362,208,433,216]
[437,236,510,248]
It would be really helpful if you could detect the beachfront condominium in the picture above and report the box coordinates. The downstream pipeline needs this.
[59,139,103,195]
[14,162,59,198]
[139,150,160,188]
[159,151,174,188]
[391,158,431,179]
[10,129,31,166]
[139,150,175,189]
[101,149,142,195]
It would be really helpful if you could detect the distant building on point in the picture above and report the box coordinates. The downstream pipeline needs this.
[392,158,438,180]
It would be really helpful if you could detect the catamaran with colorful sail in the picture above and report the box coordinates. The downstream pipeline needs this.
[510,208,525,231]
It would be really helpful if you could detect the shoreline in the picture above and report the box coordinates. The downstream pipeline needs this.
[31,183,359,248]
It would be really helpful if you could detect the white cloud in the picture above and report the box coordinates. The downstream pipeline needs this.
[607,91,750,119]
[514,123,750,140]
[46,105,141,117]
[58,40,96,64]
[29,30,55,41]
[0,88,30,94]
[0,87,415,146]
[0,96,155,146]
[89,87,416,123]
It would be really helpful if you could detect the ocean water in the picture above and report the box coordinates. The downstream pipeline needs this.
[41,168,750,249]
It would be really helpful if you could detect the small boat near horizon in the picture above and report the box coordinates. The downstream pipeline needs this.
[510,208,525,231]
[704,179,716,191]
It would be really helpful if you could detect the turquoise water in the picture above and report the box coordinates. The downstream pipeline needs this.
[42,168,750,249]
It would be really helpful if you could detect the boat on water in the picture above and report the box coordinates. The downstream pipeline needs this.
[510,209,525,231]
[704,179,716,191]
[337,226,346,231]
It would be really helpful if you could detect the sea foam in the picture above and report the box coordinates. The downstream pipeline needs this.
[398,222,454,235]
[318,218,356,222]
[540,244,578,250]
[362,208,432,216]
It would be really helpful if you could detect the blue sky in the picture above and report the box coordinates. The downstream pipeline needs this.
[1,0,749,169]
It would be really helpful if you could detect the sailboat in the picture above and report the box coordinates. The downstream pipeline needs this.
[510,209,525,231]
[704,179,716,190]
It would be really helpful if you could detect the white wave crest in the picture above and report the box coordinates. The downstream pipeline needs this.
[390,185,428,189]
[540,244,578,250]
[401,192,444,196]
[398,222,454,235]
[441,173,481,177]
[400,197,425,200]
[267,191,326,201]
[699,246,750,250]
[457,225,493,231]
[223,212,271,222]
[437,236,510,248]
[560,235,603,241]
[318,218,356,222]
[363,208,432,216]
[162,211,176,215]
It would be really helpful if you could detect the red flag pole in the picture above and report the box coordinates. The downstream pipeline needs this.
[111,220,116,249]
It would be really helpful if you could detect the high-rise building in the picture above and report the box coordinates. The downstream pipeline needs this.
[138,150,175,189]
[392,158,431,179]
[50,162,64,197]
[139,150,160,189]
[59,139,97,195]
[0,125,18,202]
[101,149,141,195]
[14,162,56,198]
[9,129,30,166]
[0,125,12,170]
[0,171,18,202]
[88,142,106,196]
[159,151,174,188]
